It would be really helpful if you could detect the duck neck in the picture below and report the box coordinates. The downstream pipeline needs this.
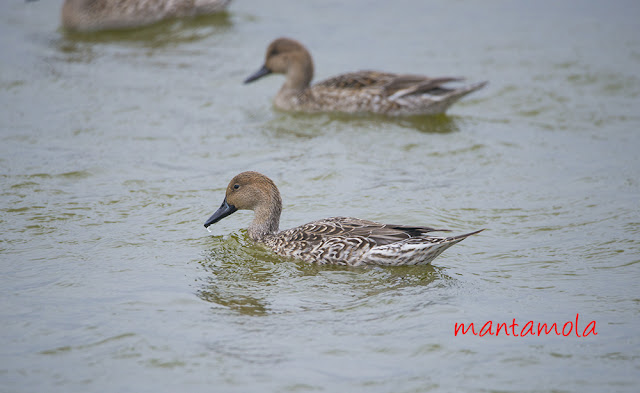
[248,191,282,242]
[281,55,314,93]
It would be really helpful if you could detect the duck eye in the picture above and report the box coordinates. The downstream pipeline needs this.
[233,184,240,190]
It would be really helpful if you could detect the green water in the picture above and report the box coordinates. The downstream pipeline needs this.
[1,0,639,392]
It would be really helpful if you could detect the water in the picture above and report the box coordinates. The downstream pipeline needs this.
[1,0,639,392]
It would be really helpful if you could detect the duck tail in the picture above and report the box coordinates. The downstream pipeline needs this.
[416,80,487,114]
[445,80,488,102]
[447,228,485,242]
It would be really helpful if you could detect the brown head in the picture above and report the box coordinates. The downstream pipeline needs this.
[244,37,314,91]
[204,171,282,240]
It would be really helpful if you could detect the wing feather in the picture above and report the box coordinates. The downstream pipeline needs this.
[284,217,450,247]
[314,71,465,98]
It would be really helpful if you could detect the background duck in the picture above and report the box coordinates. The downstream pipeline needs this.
[244,37,488,116]
[204,171,483,266]
[61,0,231,32]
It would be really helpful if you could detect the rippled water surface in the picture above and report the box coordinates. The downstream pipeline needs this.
[2,0,639,392]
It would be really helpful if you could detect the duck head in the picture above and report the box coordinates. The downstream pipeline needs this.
[244,37,314,91]
[204,171,282,240]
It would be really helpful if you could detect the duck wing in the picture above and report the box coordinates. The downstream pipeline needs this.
[315,71,464,98]
[314,71,397,89]
[383,75,464,99]
[290,217,450,246]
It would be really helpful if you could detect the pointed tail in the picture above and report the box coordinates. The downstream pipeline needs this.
[444,81,488,103]
[447,228,485,242]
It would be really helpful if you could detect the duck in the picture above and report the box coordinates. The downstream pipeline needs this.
[61,0,231,32]
[244,37,487,116]
[204,171,483,266]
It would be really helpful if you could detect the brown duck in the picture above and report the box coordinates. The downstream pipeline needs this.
[61,0,231,32]
[204,171,483,266]
[244,37,487,116]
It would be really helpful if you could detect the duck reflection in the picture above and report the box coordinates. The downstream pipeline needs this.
[197,231,455,316]
[261,112,463,139]
[57,11,232,58]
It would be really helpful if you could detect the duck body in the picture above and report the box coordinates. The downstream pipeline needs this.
[62,0,231,32]
[263,216,482,266]
[204,172,483,266]
[245,38,487,116]
[274,71,488,116]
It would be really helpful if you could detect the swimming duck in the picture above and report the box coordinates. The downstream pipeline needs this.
[204,171,483,266]
[61,0,231,32]
[244,37,487,116]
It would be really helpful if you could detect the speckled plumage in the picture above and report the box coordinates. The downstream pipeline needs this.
[61,0,231,32]
[244,38,487,116]
[204,172,483,266]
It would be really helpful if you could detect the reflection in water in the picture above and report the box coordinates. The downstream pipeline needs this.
[263,111,462,137]
[55,12,232,59]
[197,231,287,316]
[383,113,462,134]
[197,231,453,316]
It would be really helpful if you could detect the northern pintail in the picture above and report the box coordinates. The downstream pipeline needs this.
[244,37,487,116]
[204,171,483,266]
[61,0,231,32]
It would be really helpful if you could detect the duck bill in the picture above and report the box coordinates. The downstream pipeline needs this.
[204,198,237,228]
[244,65,272,83]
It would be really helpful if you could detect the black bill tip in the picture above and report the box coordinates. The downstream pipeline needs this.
[244,65,272,84]
[204,198,237,228]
